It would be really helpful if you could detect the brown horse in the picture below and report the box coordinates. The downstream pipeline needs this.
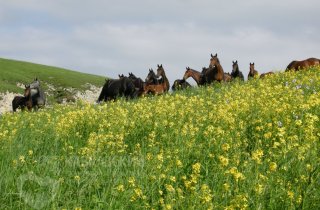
[248,62,259,79]
[260,72,274,78]
[156,64,170,92]
[286,58,320,71]
[183,67,203,86]
[223,72,232,82]
[208,53,224,82]
[143,83,168,95]
[24,85,34,111]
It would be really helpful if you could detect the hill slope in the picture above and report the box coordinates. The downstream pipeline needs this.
[0,58,105,93]
[0,58,107,112]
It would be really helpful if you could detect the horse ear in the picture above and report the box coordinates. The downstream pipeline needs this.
[253,62,254,65]
[157,64,160,68]
[215,53,217,57]
[211,53,214,58]
[160,64,163,67]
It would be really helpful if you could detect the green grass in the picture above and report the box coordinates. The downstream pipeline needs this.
[0,58,105,93]
[0,67,319,209]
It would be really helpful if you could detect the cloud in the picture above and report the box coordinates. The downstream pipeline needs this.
[0,0,319,85]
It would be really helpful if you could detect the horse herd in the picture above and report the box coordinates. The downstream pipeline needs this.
[11,54,320,112]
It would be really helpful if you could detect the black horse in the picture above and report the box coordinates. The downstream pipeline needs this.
[128,72,145,97]
[12,96,27,112]
[171,79,191,91]
[231,60,244,81]
[97,76,136,102]
[145,69,162,84]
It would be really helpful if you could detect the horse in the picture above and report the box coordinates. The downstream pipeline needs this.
[156,64,170,92]
[231,60,244,81]
[207,53,225,82]
[128,72,145,97]
[183,67,204,86]
[23,85,35,111]
[143,83,167,95]
[145,69,161,84]
[12,96,27,112]
[97,77,136,102]
[286,58,320,71]
[260,72,274,78]
[248,62,259,79]
[171,79,191,91]
[28,78,46,110]
[223,72,232,82]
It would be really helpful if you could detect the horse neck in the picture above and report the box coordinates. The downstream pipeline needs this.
[216,63,224,72]
[159,71,169,86]
[190,69,202,85]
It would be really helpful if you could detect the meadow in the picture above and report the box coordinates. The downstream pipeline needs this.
[0,67,319,209]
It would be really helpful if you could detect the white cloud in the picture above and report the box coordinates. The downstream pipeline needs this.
[0,0,319,85]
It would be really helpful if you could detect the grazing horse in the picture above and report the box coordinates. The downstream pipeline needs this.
[145,69,161,84]
[260,72,274,78]
[143,83,167,95]
[28,78,46,110]
[156,64,170,92]
[223,72,232,82]
[183,67,204,86]
[231,60,244,81]
[208,53,225,82]
[248,62,259,79]
[97,77,136,102]
[286,58,320,71]
[171,79,191,91]
[128,72,145,97]
[12,95,27,112]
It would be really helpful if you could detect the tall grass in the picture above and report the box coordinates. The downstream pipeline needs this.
[0,68,319,209]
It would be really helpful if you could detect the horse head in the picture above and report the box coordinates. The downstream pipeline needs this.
[209,53,220,68]
[232,60,239,73]
[145,68,158,84]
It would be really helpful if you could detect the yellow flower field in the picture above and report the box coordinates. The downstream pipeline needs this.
[0,67,319,209]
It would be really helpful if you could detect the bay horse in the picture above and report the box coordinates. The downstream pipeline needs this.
[143,83,167,95]
[231,60,244,81]
[248,62,259,79]
[97,77,136,102]
[286,58,320,71]
[23,85,35,111]
[156,64,170,92]
[260,72,274,78]
[171,79,191,91]
[208,53,225,82]
[183,67,204,86]
[223,72,232,82]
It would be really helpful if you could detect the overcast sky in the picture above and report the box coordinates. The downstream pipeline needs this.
[0,0,319,85]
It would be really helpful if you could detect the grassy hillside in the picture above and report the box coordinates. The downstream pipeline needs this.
[0,58,105,93]
[0,67,319,209]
